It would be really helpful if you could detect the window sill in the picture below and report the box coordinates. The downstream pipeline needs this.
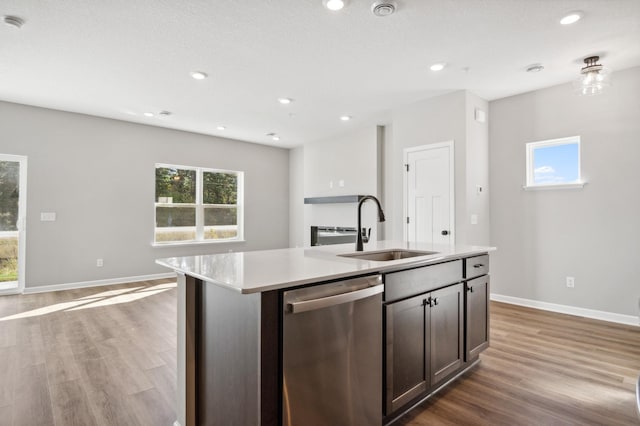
[522,182,587,191]
[152,239,246,248]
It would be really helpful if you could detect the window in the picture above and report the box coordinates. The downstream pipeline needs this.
[154,164,243,244]
[526,136,583,189]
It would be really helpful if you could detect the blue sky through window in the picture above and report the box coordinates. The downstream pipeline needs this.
[533,143,579,185]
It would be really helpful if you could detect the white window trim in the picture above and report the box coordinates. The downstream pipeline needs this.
[524,135,585,190]
[153,163,244,246]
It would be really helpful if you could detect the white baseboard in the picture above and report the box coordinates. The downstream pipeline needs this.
[491,293,639,327]
[23,272,177,294]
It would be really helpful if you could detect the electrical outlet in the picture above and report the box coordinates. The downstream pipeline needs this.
[566,276,575,288]
[96,258,103,267]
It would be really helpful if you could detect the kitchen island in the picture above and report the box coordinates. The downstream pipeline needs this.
[157,241,495,426]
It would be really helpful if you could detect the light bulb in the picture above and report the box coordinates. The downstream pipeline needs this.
[324,0,345,11]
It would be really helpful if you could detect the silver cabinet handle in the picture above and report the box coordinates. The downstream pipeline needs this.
[288,285,383,314]
[473,264,484,268]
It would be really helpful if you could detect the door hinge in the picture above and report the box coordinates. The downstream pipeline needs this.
[406,217,410,224]
[405,164,409,172]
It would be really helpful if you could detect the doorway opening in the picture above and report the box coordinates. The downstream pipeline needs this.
[403,142,455,244]
[0,154,27,294]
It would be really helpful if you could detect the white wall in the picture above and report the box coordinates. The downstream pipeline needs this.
[489,66,640,318]
[0,101,290,289]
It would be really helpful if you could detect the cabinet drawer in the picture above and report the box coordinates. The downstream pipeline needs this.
[464,255,489,279]
[384,260,462,302]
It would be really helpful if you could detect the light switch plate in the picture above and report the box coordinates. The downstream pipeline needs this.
[41,212,56,222]
[471,214,478,225]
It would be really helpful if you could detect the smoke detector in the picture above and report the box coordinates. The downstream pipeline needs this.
[371,1,397,17]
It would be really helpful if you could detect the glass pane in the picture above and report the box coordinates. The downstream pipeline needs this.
[533,143,579,185]
[0,236,17,282]
[155,207,196,242]
[155,167,196,203]
[0,161,19,282]
[203,172,237,205]
[0,161,19,232]
[204,207,238,240]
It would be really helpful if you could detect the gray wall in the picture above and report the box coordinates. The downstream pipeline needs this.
[489,66,640,317]
[289,146,304,248]
[291,125,383,248]
[0,101,290,289]
[389,90,490,246]
[289,91,492,249]
[465,92,491,245]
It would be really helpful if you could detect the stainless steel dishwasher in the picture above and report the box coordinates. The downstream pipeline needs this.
[282,274,383,426]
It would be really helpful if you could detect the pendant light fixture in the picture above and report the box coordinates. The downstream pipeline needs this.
[574,56,611,96]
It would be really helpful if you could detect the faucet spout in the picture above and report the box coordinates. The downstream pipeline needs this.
[356,195,385,251]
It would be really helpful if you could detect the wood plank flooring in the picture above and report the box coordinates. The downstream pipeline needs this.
[0,280,638,425]
[397,302,640,426]
[0,279,177,426]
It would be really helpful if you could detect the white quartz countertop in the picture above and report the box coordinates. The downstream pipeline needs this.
[156,240,495,294]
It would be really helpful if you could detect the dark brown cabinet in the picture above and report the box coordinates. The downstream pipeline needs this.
[384,281,464,415]
[384,293,428,414]
[383,254,490,421]
[430,284,464,385]
[465,275,490,360]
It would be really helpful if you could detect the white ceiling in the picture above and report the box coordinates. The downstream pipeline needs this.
[1,0,639,148]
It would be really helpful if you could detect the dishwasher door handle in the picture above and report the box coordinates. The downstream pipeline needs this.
[288,284,383,314]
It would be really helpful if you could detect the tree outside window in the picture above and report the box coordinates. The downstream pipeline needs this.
[155,164,243,243]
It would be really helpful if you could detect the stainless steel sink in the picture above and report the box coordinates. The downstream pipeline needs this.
[338,249,439,262]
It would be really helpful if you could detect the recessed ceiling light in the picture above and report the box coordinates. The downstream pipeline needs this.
[190,71,208,80]
[3,15,25,29]
[143,112,154,117]
[526,64,545,73]
[560,11,583,25]
[430,63,446,72]
[217,126,226,130]
[340,115,352,121]
[323,0,346,11]
[278,98,293,105]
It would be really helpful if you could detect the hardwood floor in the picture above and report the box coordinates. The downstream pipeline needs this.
[397,302,640,426]
[0,279,177,426]
[0,281,638,425]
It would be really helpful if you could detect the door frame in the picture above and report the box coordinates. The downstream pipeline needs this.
[403,141,455,244]
[0,154,27,295]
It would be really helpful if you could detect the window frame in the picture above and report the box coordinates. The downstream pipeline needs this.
[524,136,585,190]
[153,163,244,246]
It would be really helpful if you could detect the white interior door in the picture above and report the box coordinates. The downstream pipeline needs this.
[0,154,27,294]
[404,142,454,244]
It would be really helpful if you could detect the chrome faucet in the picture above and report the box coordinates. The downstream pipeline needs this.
[356,195,385,251]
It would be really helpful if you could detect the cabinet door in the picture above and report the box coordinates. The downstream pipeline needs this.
[429,283,464,386]
[385,294,429,415]
[466,276,490,360]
